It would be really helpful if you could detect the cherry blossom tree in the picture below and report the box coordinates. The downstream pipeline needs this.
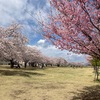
[43,56,54,66]
[22,46,43,68]
[41,0,100,59]
[0,23,28,68]
[54,57,67,67]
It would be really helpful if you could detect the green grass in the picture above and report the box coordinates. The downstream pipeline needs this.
[0,65,99,100]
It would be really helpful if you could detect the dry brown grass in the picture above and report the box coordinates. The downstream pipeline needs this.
[0,65,99,100]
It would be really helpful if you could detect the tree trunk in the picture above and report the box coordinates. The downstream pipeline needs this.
[57,64,60,67]
[10,59,14,68]
[17,62,20,68]
[94,66,99,81]
[31,62,35,67]
[24,62,27,68]
[41,63,44,68]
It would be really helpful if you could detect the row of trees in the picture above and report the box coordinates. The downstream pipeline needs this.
[0,23,67,68]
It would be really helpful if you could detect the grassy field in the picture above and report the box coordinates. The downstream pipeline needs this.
[0,65,100,100]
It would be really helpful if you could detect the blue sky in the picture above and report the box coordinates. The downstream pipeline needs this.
[0,0,88,64]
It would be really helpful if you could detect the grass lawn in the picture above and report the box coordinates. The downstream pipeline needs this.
[0,65,100,100]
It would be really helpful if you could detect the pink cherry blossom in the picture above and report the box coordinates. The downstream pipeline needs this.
[41,0,100,59]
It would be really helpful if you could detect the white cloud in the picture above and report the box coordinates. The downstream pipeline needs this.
[37,39,46,44]
[0,0,49,38]
[0,0,27,25]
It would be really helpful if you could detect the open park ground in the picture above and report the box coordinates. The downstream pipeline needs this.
[0,66,100,100]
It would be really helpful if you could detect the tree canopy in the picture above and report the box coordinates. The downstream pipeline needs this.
[41,0,100,59]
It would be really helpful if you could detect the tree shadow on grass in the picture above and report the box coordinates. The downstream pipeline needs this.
[0,65,47,71]
[0,70,45,77]
[71,85,100,100]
